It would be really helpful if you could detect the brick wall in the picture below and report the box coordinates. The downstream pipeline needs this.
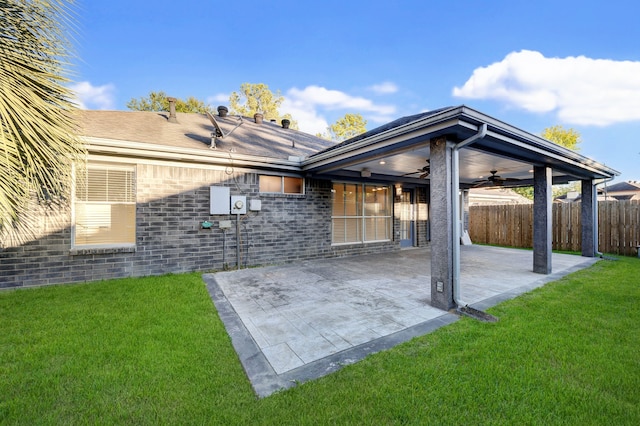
[1,163,400,288]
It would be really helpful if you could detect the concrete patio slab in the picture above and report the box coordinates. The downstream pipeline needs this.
[202,245,598,397]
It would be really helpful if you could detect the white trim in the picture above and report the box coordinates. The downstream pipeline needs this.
[331,239,391,247]
[303,119,459,172]
[331,181,392,245]
[72,161,137,250]
[85,137,302,171]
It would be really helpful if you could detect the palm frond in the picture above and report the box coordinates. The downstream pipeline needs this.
[0,0,85,245]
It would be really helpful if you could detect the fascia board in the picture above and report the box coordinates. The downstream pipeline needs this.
[458,107,619,178]
[302,117,465,172]
[84,137,303,172]
[480,128,618,178]
[302,107,464,168]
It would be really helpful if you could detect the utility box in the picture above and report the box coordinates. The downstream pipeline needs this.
[249,199,262,211]
[230,195,247,214]
[210,186,230,215]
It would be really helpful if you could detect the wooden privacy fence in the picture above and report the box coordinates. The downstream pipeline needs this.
[469,200,640,256]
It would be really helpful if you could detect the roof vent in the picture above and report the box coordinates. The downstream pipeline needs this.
[217,106,228,117]
[254,113,263,124]
[167,97,178,123]
[281,119,291,129]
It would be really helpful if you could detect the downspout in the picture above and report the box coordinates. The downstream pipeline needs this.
[597,176,615,202]
[452,123,487,307]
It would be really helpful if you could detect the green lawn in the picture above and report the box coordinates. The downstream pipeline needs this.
[1,257,639,425]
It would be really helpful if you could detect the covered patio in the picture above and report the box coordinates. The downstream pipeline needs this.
[204,245,597,397]
[303,106,618,311]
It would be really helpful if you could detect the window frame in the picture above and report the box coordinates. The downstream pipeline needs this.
[259,175,305,195]
[331,182,392,245]
[72,162,137,250]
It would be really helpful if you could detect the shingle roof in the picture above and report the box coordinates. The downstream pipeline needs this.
[78,110,336,159]
[309,107,455,157]
[604,180,640,193]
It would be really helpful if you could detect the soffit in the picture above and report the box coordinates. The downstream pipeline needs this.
[303,106,619,186]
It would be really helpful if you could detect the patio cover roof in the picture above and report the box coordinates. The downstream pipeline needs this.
[302,105,619,185]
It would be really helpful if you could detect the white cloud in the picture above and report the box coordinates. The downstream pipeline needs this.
[207,93,229,105]
[281,99,330,135]
[453,50,640,126]
[69,81,115,110]
[283,85,397,134]
[369,81,399,94]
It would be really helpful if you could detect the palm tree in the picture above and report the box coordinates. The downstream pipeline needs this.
[0,0,84,245]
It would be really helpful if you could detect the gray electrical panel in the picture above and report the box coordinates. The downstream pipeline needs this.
[210,186,230,215]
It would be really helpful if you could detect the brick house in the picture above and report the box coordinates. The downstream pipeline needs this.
[555,180,640,202]
[602,180,640,201]
[1,105,618,310]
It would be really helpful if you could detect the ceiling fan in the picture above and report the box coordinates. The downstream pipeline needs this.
[403,159,430,179]
[473,170,521,187]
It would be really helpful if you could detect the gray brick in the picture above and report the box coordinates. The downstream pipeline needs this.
[1,164,404,288]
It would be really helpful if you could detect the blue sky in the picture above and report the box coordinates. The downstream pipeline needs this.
[71,0,640,182]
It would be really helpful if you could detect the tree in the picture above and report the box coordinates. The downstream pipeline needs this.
[228,82,298,129]
[0,0,85,243]
[542,125,581,151]
[229,83,282,120]
[317,113,368,141]
[512,125,582,200]
[331,113,367,141]
[127,91,213,114]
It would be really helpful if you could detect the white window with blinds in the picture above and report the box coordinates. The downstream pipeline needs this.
[73,163,136,248]
[331,182,391,245]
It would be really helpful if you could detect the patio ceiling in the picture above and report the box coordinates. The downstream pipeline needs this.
[302,106,619,186]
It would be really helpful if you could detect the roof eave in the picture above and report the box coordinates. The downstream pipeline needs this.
[458,106,619,178]
[303,105,619,180]
[84,137,303,172]
[302,106,464,172]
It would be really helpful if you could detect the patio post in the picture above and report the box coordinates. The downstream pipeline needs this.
[580,179,598,257]
[533,166,553,274]
[429,136,456,310]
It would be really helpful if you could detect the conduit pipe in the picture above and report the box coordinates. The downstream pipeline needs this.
[452,123,487,307]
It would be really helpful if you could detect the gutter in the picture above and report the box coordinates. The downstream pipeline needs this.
[452,123,487,307]
[302,107,462,170]
[458,106,619,178]
[84,136,303,172]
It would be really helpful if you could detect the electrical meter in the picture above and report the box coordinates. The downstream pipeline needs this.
[230,195,247,214]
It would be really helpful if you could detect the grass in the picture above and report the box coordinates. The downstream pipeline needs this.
[1,257,639,424]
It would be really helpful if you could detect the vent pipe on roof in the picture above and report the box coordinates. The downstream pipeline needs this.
[167,97,178,123]
[254,113,263,124]
[281,119,291,129]
[217,106,228,117]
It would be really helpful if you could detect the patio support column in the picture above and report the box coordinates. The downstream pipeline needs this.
[581,179,598,257]
[429,136,456,310]
[533,166,553,274]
